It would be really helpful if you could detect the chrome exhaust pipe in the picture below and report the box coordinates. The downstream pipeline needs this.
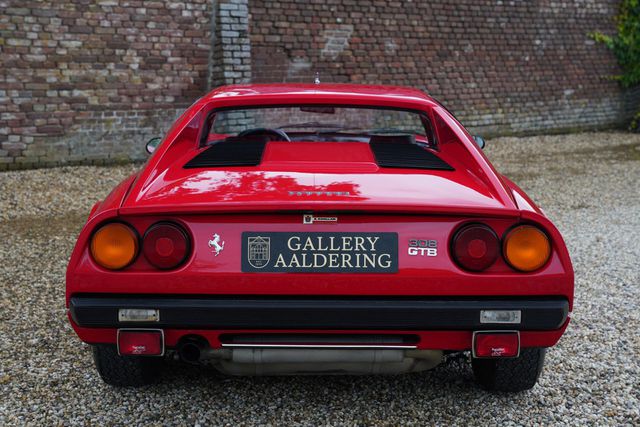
[177,339,230,363]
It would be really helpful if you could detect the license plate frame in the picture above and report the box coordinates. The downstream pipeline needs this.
[241,232,398,273]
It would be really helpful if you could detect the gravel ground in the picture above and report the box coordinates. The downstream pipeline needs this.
[0,131,639,425]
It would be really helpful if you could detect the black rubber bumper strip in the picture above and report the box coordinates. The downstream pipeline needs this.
[69,296,569,331]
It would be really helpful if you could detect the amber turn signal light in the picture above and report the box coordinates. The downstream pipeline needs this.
[503,225,551,272]
[90,223,139,270]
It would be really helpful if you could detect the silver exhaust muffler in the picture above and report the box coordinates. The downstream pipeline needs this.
[213,348,443,375]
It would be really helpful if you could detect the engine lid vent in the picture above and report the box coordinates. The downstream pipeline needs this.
[370,140,454,171]
[184,136,268,168]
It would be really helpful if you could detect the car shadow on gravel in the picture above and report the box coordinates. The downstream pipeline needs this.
[156,352,480,394]
[112,353,530,425]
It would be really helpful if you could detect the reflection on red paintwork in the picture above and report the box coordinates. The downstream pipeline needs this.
[135,169,506,210]
[132,141,505,212]
[150,171,363,202]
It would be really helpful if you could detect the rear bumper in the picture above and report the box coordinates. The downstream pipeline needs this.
[69,296,569,331]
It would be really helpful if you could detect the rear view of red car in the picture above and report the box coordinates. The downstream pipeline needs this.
[66,84,573,392]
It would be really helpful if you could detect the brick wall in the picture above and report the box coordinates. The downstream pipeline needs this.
[249,0,633,135]
[0,0,635,169]
[1,0,211,169]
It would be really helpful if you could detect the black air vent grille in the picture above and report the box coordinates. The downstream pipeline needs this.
[370,141,454,171]
[184,136,268,168]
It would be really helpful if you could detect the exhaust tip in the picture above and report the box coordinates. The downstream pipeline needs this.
[178,338,207,364]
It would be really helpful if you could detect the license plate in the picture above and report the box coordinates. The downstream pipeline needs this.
[241,232,398,273]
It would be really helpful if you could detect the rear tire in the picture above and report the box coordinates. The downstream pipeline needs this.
[472,347,546,392]
[92,345,163,387]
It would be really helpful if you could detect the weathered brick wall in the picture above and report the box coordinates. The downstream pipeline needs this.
[0,0,635,169]
[0,0,211,169]
[209,0,251,87]
[249,0,632,136]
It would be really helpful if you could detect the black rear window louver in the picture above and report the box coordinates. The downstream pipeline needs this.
[369,139,454,171]
[185,135,453,171]
[184,136,268,168]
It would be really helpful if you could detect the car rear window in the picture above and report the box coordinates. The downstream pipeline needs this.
[208,106,434,143]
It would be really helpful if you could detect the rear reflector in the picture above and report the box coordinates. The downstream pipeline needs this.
[117,329,164,356]
[473,331,520,358]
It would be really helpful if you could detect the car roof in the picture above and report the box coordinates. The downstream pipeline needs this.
[202,83,438,109]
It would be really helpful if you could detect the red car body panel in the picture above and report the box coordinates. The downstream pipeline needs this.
[71,324,570,351]
[66,84,574,353]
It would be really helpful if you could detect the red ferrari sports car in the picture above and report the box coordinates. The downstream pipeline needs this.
[66,84,573,391]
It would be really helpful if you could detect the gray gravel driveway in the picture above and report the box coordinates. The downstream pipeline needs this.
[1,132,639,425]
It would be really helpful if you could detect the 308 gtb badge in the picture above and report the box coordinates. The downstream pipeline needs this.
[408,239,438,257]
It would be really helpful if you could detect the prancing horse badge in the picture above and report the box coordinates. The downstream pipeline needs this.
[208,233,225,256]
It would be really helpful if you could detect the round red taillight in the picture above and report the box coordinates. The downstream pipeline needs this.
[452,224,499,271]
[142,222,190,270]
